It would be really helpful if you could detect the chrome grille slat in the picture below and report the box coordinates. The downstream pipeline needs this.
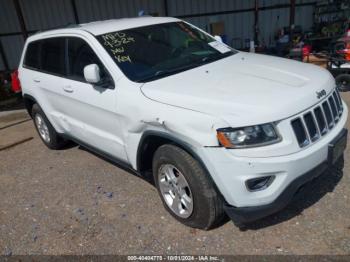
[322,101,334,129]
[335,89,343,111]
[291,90,343,148]
[314,106,328,136]
[333,90,343,118]
[303,112,320,142]
[311,110,322,136]
[300,117,312,142]
[333,92,341,112]
[328,95,339,123]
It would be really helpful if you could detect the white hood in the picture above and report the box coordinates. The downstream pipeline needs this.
[141,52,335,127]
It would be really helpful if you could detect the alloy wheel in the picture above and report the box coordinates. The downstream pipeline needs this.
[34,114,51,143]
[158,164,193,218]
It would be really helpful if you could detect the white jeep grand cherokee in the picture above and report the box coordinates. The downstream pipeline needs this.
[19,17,348,229]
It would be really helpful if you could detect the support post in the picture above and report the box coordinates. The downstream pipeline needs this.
[70,0,80,24]
[0,39,10,71]
[163,0,169,16]
[254,0,259,45]
[13,0,28,39]
[290,0,296,43]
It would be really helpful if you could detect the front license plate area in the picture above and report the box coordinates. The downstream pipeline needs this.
[328,129,348,165]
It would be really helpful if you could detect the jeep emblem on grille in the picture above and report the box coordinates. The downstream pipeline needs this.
[316,89,327,99]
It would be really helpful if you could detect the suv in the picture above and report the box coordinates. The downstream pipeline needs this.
[19,17,348,229]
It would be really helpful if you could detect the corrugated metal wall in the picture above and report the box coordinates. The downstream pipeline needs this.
[74,0,165,23]
[0,0,319,71]
[20,0,76,31]
[295,4,314,31]
[1,35,24,69]
[0,0,23,70]
[167,0,255,16]
[259,0,315,47]
[167,0,256,48]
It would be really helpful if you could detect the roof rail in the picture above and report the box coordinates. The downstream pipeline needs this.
[34,23,81,34]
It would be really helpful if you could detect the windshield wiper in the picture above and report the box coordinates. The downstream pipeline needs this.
[136,62,203,82]
[136,51,234,83]
[202,51,234,63]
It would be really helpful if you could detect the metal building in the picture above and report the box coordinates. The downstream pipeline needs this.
[0,0,318,72]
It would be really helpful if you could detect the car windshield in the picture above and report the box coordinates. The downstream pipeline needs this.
[96,22,237,82]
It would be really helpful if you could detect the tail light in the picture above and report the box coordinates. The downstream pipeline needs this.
[11,69,21,93]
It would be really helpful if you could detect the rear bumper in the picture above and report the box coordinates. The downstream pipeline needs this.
[223,128,347,225]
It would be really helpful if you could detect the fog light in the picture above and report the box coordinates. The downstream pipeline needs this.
[246,176,275,192]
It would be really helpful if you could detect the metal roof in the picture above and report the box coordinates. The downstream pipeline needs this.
[79,16,180,35]
[29,16,181,39]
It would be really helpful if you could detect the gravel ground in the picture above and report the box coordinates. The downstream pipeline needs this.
[0,94,350,256]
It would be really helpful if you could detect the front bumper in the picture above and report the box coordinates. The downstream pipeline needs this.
[195,98,347,223]
[220,128,347,224]
[223,160,329,225]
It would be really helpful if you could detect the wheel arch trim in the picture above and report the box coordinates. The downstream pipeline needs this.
[23,93,38,117]
[136,131,200,171]
[136,130,227,204]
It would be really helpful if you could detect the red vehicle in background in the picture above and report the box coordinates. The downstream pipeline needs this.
[335,30,350,61]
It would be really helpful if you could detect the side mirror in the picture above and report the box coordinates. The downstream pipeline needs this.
[214,35,223,43]
[84,64,101,84]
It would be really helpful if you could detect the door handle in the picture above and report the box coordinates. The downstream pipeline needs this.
[33,78,41,83]
[63,86,74,93]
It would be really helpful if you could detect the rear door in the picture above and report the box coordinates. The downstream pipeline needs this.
[23,37,72,133]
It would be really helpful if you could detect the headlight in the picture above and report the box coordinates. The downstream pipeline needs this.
[217,123,281,148]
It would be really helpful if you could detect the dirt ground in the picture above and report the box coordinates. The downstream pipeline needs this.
[0,94,350,256]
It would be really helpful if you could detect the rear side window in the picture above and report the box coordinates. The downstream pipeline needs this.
[40,38,66,76]
[67,37,107,81]
[24,41,40,69]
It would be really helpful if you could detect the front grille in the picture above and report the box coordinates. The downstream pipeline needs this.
[291,89,343,147]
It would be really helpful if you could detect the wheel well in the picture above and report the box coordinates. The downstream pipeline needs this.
[23,95,36,118]
[136,133,226,203]
[137,135,174,174]
[137,133,202,176]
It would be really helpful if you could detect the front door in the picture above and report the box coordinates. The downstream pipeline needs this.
[60,36,128,162]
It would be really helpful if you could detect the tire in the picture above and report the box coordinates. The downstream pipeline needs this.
[335,74,350,92]
[32,104,67,149]
[152,144,225,230]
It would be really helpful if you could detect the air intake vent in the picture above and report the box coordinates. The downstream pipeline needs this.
[328,96,339,123]
[322,101,334,129]
[304,112,319,142]
[291,118,309,147]
[314,107,327,136]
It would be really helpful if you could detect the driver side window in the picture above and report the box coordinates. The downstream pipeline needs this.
[67,37,107,82]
